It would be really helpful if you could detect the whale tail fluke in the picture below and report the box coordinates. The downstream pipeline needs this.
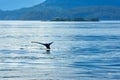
[31,41,53,49]
[48,42,53,45]
[31,41,44,45]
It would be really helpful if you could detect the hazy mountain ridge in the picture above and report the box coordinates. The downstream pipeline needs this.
[0,0,120,20]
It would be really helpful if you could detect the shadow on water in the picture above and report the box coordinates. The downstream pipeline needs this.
[0,47,54,62]
[44,50,51,54]
[0,47,52,54]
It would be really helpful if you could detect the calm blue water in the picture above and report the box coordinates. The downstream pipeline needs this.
[0,21,120,80]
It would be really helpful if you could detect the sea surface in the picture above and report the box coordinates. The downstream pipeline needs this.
[0,21,120,80]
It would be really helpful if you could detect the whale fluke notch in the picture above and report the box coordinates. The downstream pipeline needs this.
[31,41,53,49]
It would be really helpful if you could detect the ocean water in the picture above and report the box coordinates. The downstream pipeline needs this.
[0,21,120,80]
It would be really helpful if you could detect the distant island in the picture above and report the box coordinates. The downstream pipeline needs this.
[0,0,120,20]
[52,18,99,21]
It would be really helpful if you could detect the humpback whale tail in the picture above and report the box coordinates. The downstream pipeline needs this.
[31,41,53,49]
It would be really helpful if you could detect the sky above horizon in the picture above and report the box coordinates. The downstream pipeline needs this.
[0,0,45,10]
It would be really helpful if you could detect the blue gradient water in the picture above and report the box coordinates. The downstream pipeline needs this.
[0,21,120,80]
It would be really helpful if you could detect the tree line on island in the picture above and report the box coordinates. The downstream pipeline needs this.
[52,17,99,21]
